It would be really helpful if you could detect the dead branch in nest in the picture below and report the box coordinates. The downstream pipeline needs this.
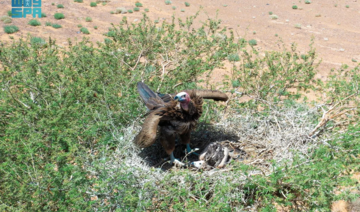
[309,94,357,138]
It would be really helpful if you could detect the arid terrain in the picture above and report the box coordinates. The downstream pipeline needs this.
[1,0,359,211]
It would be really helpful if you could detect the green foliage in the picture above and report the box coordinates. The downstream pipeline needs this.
[181,9,185,12]
[270,14,278,20]
[28,19,41,26]
[57,4,64,8]
[94,26,98,29]
[77,24,82,28]
[248,39,257,46]
[128,9,133,13]
[51,2,54,5]
[45,21,52,26]
[135,2,142,7]
[54,13,65,19]
[346,5,349,8]
[165,0,172,5]
[41,12,47,17]
[144,8,149,12]
[74,0,83,3]
[30,37,46,46]
[3,25,19,34]
[85,17,92,22]
[185,2,190,7]
[134,7,140,11]
[305,0,311,4]
[172,6,176,10]
[52,23,62,29]
[269,11,273,15]
[7,10,12,16]
[292,5,298,9]
[80,27,90,34]
[90,2,97,7]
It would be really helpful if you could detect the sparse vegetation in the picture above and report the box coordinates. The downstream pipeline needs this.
[52,23,62,29]
[0,12,359,212]
[57,4,64,8]
[128,9,133,13]
[54,13,65,19]
[0,16,12,24]
[41,12,46,17]
[90,2,97,7]
[305,0,311,4]
[346,5,349,8]
[172,6,176,10]
[134,7,140,12]
[185,2,190,7]
[77,24,82,28]
[3,25,18,34]
[144,8,149,12]
[248,39,257,46]
[28,19,41,26]
[45,22,52,26]
[315,14,321,17]
[165,0,172,5]
[51,2,55,5]
[85,17,92,22]
[181,9,185,12]
[74,0,83,3]
[135,2,142,7]
[7,10,12,16]
[94,26,98,29]
[30,37,46,45]
[295,23,302,29]
[115,7,127,14]
[268,11,273,15]
[110,11,114,14]
[270,14,278,20]
[80,27,90,34]
[292,5,298,9]
[352,58,358,62]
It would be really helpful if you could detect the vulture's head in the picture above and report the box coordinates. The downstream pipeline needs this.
[174,92,190,111]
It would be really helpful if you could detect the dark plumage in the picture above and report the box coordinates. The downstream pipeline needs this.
[134,82,228,165]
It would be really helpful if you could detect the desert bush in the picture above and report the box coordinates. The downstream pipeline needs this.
[80,27,90,34]
[248,39,257,46]
[74,0,83,3]
[57,4,64,8]
[45,21,52,26]
[144,8,149,12]
[3,25,19,34]
[94,26,98,29]
[7,10,12,16]
[54,13,65,19]
[28,19,41,26]
[305,0,311,4]
[85,17,92,22]
[30,37,46,46]
[90,2,97,7]
[292,5,298,9]
[115,7,127,14]
[134,7,140,11]
[128,9,133,13]
[41,12,47,17]
[52,23,62,28]
[185,2,190,7]
[165,0,172,5]
[135,2,142,7]
[0,16,12,24]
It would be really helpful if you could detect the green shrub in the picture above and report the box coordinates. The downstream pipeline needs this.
[248,39,257,46]
[110,11,114,14]
[85,17,92,22]
[90,2,97,7]
[52,23,62,28]
[346,5,349,8]
[57,4,64,8]
[185,2,190,7]
[270,14,278,19]
[305,0,311,4]
[51,2,54,5]
[74,0,83,3]
[41,12,47,17]
[45,21,52,26]
[172,6,176,10]
[54,13,65,19]
[292,5,298,9]
[77,24,82,28]
[135,2,142,7]
[80,27,90,34]
[165,0,171,5]
[115,7,127,14]
[3,25,19,34]
[28,19,41,26]
[7,10,12,16]
[30,37,46,45]
[94,26,98,29]
[268,11,273,15]
[134,7,140,11]
[144,8,149,12]
[128,9,133,13]
[181,9,185,12]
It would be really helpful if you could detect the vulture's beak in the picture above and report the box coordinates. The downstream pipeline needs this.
[174,96,179,101]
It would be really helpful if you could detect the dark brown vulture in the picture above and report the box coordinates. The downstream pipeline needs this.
[134,82,228,166]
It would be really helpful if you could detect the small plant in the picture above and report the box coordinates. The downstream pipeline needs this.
[85,17,92,22]
[172,6,176,10]
[54,13,65,19]
[74,0,83,3]
[275,34,278,37]
[295,23,302,29]
[154,20,159,24]
[52,23,62,28]
[0,16,12,24]
[45,21,52,26]
[9,36,14,39]
[352,58,358,62]
[144,8,149,12]
[248,39,257,46]
[94,26,98,29]
[305,0,311,4]
[102,2,106,6]
[7,10,12,16]
[227,54,240,62]
[77,24,82,28]
[90,2,97,7]
[51,2,54,5]
[57,4,64,8]
[28,19,41,26]
[185,2,190,7]
[165,0,171,5]
[30,37,46,45]
[315,14,321,17]
[346,5,349,8]
[80,27,90,34]
[270,14,278,20]
[134,7,140,11]
[104,38,112,44]
[269,11,273,15]
[110,11,114,14]
[135,2,142,7]
[3,25,19,34]
[334,4,337,7]
[181,9,185,12]
[41,12,46,17]
[115,7,127,14]
[128,9,133,13]
[292,5,298,9]
[253,31,256,34]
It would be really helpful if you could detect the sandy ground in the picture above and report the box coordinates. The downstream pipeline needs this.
[1,0,359,211]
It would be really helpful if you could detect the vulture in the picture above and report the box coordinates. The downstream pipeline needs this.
[134,82,228,166]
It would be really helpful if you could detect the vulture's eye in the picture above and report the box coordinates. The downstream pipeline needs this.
[182,95,186,98]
